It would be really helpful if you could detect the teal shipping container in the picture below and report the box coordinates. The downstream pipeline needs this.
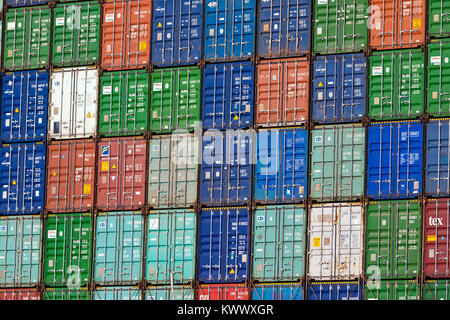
[145,209,196,284]
[93,287,141,300]
[146,286,194,300]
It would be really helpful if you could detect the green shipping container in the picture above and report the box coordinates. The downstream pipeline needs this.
[99,70,149,136]
[4,6,51,70]
[365,280,420,300]
[429,0,450,38]
[42,287,90,300]
[423,280,450,300]
[252,205,306,282]
[44,213,93,287]
[310,124,365,201]
[427,39,450,116]
[313,0,368,54]
[52,1,101,67]
[369,49,425,120]
[150,67,201,134]
[365,201,422,280]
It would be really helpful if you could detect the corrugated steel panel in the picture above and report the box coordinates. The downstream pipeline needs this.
[369,0,426,50]
[307,281,362,300]
[52,2,101,67]
[42,287,90,300]
[258,0,310,58]
[197,284,250,300]
[148,135,198,208]
[429,0,450,38]
[96,137,147,211]
[0,215,41,287]
[255,128,307,203]
[46,140,96,213]
[101,0,151,70]
[365,280,420,300]
[256,57,309,127]
[1,70,49,142]
[423,199,450,278]
[365,201,422,279]
[252,283,303,300]
[5,0,47,6]
[423,280,450,300]
[368,49,425,120]
[99,70,149,136]
[427,40,450,117]
[312,54,366,124]
[44,213,93,287]
[146,286,194,300]
[204,0,255,62]
[202,61,254,129]
[200,131,252,206]
[198,207,250,283]
[310,124,365,201]
[150,66,201,134]
[308,203,364,281]
[146,209,196,284]
[152,0,202,67]
[49,67,98,139]
[0,142,46,215]
[4,6,51,70]
[252,205,305,282]
[426,120,450,197]
[0,288,40,300]
[367,121,423,199]
[94,211,143,285]
[313,0,368,54]
[93,287,141,300]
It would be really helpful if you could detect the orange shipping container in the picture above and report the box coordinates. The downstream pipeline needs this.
[369,0,426,50]
[46,140,96,213]
[101,0,151,70]
[256,57,309,127]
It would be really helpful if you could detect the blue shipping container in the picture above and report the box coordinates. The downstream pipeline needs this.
[252,283,303,300]
[367,121,423,199]
[312,54,367,124]
[200,130,252,206]
[1,70,49,142]
[152,0,203,67]
[254,128,307,203]
[426,119,450,197]
[202,61,254,129]
[198,207,250,283]
[307,282,363,300]
[0,142,46,215]
[258,0,310,58]
[5,0,47,7]
[204,0,255,61]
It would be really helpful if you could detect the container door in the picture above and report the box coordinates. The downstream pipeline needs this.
[369,0,396,49]
[397,0,425,48]
[123,71,149,135]
[97,140,121,209]
[203,64,228,129]
[256,61,284,126]
[148,137,170,207]
[253,207,278,281]
[341,54,367,122]
[200,133,225,205]
[426,120,450,196]
[173,67,201,131]
[125,0,150,69]
[150,69,175,133]
[178,0,202,65]
[151,0,176,66]
[341,0,368,52]
[258,0,283,57]
[102,1,126,69]
[427,40,450,116]
[229,62,254,129]
[429,0,450,37]
[99,71,123,135]
[204,0,227,60]
[122,139,146,209]
[313,0,339,53]
[369,52,396,119]
[285,0,310,56]
[284,58,309,124]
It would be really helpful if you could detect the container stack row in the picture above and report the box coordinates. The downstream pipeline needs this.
[0,0,450,301]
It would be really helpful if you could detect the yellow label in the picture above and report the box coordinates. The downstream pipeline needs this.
[313,237,321,248]
[83,184,91,195]
[12,180,16,185]
[87,112,91,118]
[14,108,19,113]
[157,22,162,28]
[112,163,116,169]
[52,171,57,177]
[230,268,235,274]
[139,41,147,51]
[318,81,323,88]
[234,115,239,121]
[428,235,437,242]
[413,18,421,29]
[102,161,109,172]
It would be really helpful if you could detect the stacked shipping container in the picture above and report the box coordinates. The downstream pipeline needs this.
[0,0,449,301]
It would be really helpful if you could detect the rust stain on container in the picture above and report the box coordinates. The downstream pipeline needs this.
[96,137,147,210]
[256,57,309,127]
[46,140,96,213]
[101,0,151,70]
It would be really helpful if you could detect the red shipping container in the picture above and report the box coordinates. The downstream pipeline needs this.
[369,0,426,50]
[197,284,249,300]
[256,57,309,127]
[0,288,40,300]
[424,199,450,278]
[101,0,151,70]
[97,137,146,210]
[46,140,96,213]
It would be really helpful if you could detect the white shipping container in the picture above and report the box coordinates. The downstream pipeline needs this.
[308,203,363,281]
[49,66,98,139]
